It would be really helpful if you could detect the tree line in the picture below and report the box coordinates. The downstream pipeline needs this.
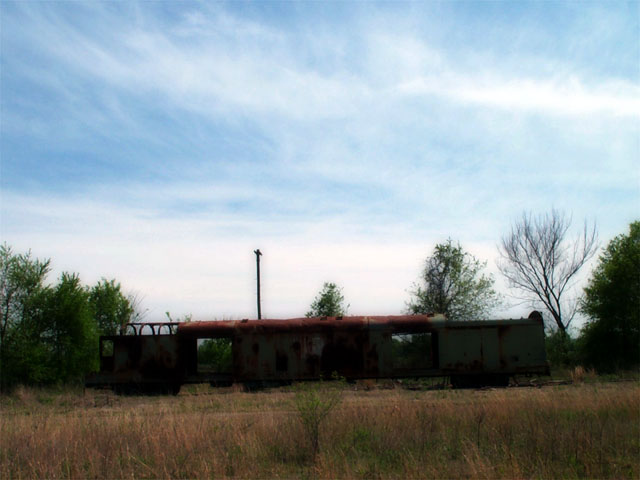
[308,214,638,373]
[2,212,638,390]
[0,244,139,391]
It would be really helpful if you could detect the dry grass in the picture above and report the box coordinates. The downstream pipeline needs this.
[1,381,638,479]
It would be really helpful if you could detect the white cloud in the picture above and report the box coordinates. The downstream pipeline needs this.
[2,2,637,326]
[1,190,440,320]
[2,184,614,329]
[398,73,640,118]
[12,3,636,126]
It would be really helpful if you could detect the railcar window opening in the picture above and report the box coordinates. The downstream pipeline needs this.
[101,339,114,357]
[391,332,436,371]
[197,337,233,374]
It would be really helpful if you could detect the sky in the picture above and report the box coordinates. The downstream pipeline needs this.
[1,1,638,326]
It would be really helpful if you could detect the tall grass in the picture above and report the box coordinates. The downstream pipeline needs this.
[1,381,638,479]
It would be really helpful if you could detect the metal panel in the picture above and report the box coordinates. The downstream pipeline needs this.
[481,328,500,371]
[87,313,549,392]
[233,329,379,381]
[498,324,548,372]
[439,328,483,372]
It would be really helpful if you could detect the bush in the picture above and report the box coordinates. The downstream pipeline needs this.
[292,376,344,460]
[580,221,640,372]
[545,330,580,368]
[198,338,232,373]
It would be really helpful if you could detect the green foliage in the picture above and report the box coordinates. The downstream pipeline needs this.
[40,273,100,382]
[165,312,192,323]
[0,244,51,390]
[0,244,128,389]
[292,376,344,460]
[545,329,580,368]
[407,239,499,321]
[306,282,348,318]
[580,221,640,372]
[0,244,51,345]
[198,338,232,373]
[88,278,134,335]
[4,272,99,388]
[392,333,433,369]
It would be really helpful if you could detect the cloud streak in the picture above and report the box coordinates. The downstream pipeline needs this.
[398,74,639,118]
[1,1,637,324]
[6,3,637,127]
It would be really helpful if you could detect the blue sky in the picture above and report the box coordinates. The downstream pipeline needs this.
[1,1,638,324]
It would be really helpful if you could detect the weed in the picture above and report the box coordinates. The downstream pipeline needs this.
[292,376,344,461]
[0,381,638,478]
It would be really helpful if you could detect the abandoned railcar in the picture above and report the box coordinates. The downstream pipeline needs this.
[85,312,549,394]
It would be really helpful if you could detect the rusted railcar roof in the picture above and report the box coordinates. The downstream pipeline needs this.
[175,314,543,338]
[177,315,436,337]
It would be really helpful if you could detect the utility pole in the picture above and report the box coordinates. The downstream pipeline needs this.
[254,249,262,319]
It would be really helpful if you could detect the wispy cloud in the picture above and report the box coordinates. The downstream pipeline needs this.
[1,1,637,321]
[398,74,639,117]
[6,2,637,128]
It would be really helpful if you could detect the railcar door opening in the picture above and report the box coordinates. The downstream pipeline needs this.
[391,332,438,375]
[197,337,233,386]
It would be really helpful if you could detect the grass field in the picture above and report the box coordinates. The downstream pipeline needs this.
[1,378,638,479]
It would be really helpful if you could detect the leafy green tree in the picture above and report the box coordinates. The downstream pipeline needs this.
[39,273,99,383]
[407,239,499,321]
[545,329,579,368]
[0,244,51,390]
[1,244,122,388]
[7,272,100,386]
[198,338,232,373]
[88,278,134,335]
[306,282,348,318]
[580,221,639,372]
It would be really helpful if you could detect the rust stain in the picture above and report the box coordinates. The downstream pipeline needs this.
[177,315,438,337]
[87,313,549,393]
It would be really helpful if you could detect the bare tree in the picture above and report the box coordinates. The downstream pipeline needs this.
[127,291,148,323]
[498,210,597,335]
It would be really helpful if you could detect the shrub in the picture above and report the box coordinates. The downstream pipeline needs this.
[545,329,579,368]
[292,376,344,461]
